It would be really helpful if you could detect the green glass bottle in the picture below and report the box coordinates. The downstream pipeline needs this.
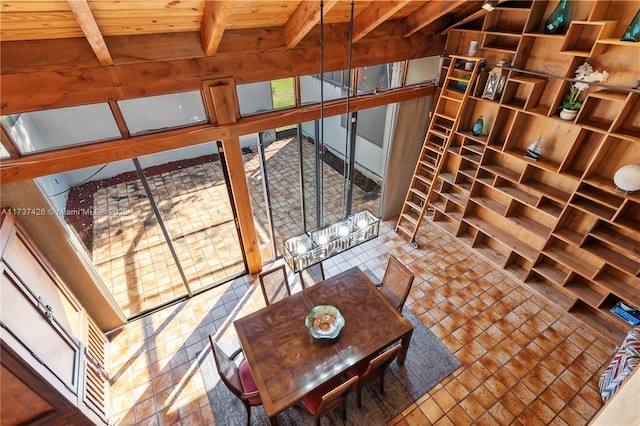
[544,0,570,35]
[472,116,483,136]
[621,9,640,42]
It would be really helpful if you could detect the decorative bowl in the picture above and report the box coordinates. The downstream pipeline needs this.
[305,305,345,339]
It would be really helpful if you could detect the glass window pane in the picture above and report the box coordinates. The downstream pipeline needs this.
[406,56,441,85]
[237,81,273,115]
[300,71,349,104]
[351,106,388,216]
[138,144,246,292]
[357,62,404,94]
[118,91,207,136]
[2,104,120,154]
[37,160,187,317]
[271,77,295,109]
[0,144,10,159]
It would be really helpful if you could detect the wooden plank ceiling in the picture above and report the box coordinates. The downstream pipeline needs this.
[1,0,479,64]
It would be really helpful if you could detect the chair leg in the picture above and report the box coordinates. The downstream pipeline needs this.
[341,400,347,421]
[379,376,385,395]
[243,400,251,426]
[356,386,362,408]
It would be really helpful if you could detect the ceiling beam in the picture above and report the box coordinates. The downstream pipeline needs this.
[66,0,113,66]
[352,0,411,43]
[284,0,339,49]
[201,1,234,56]
[403,0,467,37]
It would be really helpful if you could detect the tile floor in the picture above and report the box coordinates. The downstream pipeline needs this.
[108,217,615,426]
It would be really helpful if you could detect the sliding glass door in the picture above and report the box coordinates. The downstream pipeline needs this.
[38,143,246,318]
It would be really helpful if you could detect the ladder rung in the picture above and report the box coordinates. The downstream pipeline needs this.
[434,113,455,122]
[449,54,484,62]
[424,142,444,154]
[446,76,472,83]
[394,224,413,237]
[440,93,463,101]
[418,160,436,170]
[406,200,422,211]
[409,188,428,199]
[429,128,451,139]
[413,174,432,185]
[400,213,419,226]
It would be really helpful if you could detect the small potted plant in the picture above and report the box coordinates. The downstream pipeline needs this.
[560,62,608,120]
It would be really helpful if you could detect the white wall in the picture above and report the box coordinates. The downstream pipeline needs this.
[299,77,389,183]
[8,104,120,153]
[36,173,71,213]
[237,81,274,115]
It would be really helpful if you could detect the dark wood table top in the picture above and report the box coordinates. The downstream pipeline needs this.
[234,266,414,420]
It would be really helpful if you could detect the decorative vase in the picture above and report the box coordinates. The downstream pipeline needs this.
[544,0,570,35]
[559,108,578,120]
[621,9,640,42]
[472,116,483,136]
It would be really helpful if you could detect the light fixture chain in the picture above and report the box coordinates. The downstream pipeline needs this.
[342,0,355,219]
[319,0,325,226]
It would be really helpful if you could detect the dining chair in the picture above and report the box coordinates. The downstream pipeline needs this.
[209,336,262,426]
[379,255,415,312]
[345,344,402,407]
[258,264,291,305]
[297,262,325,289]
[301,376,358,426]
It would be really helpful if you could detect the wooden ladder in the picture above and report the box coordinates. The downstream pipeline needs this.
[394,55,484,248]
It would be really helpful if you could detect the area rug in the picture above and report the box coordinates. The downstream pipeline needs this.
[200,309,461,425]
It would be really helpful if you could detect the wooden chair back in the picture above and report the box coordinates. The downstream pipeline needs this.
[258,264,291,305]
[313,376,358,425]
[379,255,414,312]
[210,337,244,399]
[353,344,402,407]
[297,262,325,289]
[209,336,261,426]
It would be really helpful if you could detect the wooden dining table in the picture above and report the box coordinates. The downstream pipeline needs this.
[234,266,414,425]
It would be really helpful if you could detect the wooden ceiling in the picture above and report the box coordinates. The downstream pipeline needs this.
[1,1,481,65]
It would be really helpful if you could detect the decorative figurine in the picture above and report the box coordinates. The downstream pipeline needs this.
[525,135,543,161]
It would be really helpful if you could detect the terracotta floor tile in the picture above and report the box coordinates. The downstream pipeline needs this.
[539,388,566,413]
[484,376,509,399]
[488,401,514,426]
[475,413,499,426]
[444,378,469,402]
[133,397,156,423]
[511,382,538,408]
[500,391,526,417]
[569,393,598,420]
[447,405,473,426]
[432,388,457,414]
[529,399,556,424]
[419,398,444,423]
[471,384,497,410]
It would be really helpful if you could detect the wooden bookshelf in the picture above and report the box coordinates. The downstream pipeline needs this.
[419,0,640,345]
